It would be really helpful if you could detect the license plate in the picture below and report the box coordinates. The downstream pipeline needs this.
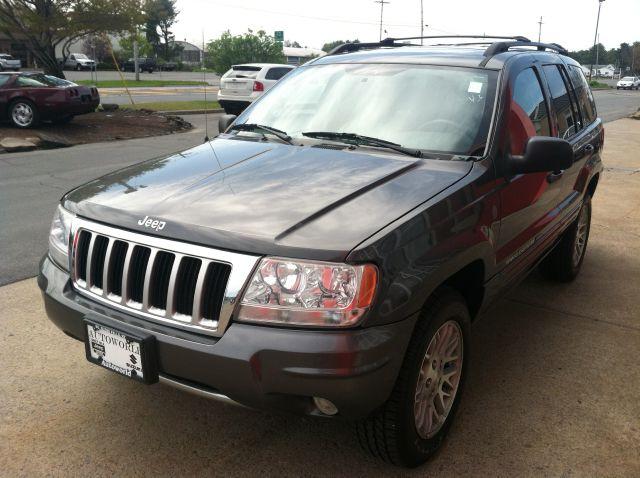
[84,320,158,384]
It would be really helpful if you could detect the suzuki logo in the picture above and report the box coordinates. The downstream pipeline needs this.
[138,216,166,231]
[129,354,138,365]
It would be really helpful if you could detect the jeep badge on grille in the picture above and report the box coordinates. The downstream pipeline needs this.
[138,216,166,231]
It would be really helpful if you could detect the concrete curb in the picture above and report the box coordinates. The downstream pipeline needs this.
[158,108,225,115]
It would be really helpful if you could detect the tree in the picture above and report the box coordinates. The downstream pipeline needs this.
[119,31,154,59]
[0,0,144,78]
[82,33,110,62]
[322,39,360,53]
[206,30,285,74]
[145,0,178,60]
[284,40,302,48]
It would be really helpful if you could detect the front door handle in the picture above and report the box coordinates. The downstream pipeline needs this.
[547,170,564,183]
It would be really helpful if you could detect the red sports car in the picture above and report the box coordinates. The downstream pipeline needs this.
[0,72,99,128]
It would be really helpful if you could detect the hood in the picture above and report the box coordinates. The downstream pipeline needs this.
[64,137,472,261]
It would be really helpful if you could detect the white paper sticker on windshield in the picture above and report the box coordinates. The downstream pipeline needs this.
[468,81,483,93]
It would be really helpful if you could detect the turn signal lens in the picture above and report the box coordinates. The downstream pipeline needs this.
[238,258,378,327]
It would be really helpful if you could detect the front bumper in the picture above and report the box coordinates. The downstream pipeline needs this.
[38,255,417,419]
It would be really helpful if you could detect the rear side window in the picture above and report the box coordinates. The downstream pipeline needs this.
[265,67,292,80]
[567,66,597,126]
[542,65,579,139]
[509,68,551,154]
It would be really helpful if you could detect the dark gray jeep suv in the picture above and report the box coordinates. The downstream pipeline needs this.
[39,35,603,467]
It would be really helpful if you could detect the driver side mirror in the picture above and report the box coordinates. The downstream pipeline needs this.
[218,114,237,134]
[508,136,573,175]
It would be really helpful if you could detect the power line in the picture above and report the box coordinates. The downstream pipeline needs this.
[199,0,458,34]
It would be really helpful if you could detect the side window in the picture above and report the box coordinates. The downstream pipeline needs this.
[542,65,579,139]
[509,68,551,155]
[0,75,10,87]
[265,67,293,80]
[567,65,597,125]
[16,76,47,87]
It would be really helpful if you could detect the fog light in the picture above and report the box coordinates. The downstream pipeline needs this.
[313,397,338,416]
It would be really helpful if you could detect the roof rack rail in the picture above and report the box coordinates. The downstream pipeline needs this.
[326,35,532,56]
[483,41,569,57]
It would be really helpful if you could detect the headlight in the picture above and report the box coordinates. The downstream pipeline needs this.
[48,205,74,270]
[237,257,378,327]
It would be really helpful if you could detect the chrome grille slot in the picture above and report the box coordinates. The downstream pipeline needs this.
[70,219,259,337]
[149,251,175,311]
[128,246,151,304]
[107,240,128,297]
[75,230,91,284]
[89,235,109,291]
[174,257,201,317]
[202,262,232,323]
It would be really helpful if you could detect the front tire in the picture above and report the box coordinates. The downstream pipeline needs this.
[9,99,39,128]
[539,195,592,282]
[356,289,470,467]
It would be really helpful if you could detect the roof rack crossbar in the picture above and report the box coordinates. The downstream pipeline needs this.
[326,35,532,56]
[483,41,568,57]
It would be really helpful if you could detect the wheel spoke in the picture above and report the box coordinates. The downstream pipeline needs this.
[413,320,464,439]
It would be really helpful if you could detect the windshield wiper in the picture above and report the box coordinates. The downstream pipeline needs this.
[302,131,424,158]
[229,123,293,145]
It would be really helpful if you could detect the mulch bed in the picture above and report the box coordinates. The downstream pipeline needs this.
[0,109,192,153]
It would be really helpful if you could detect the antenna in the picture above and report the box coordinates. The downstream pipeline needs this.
[202,30,209,143]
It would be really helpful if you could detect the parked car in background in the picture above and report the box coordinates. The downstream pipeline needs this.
[159,61,177,71]
[0,53,21,71]
[63,53,96,71]
[217,63,295,114]
[0,72,99,128]
[616,76,640,90]
[122,58,156,73]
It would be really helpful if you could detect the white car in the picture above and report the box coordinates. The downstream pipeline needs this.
[0,53,21,71]
[616,76,640,90]
[217,63,295,115]
[63,53,96,71]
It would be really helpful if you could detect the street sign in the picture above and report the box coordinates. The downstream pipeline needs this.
[274,31,284,42]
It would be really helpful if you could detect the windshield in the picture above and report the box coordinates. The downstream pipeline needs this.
[237,63,497,156]
[622,77,634,81]
[74,54,89,60]
[0,54,14,59]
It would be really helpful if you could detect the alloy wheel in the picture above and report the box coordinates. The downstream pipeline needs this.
[12,103,34,127]
[414,320,463,439]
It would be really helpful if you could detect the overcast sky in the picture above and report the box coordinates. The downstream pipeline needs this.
[173,0,639,52]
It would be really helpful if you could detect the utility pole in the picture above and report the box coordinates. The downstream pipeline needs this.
[133,26,140,82]
[375,0,389,41]
[537,16,543,42]
[420,0,424,45]
[589,0,605,81]
[595,34,601,77]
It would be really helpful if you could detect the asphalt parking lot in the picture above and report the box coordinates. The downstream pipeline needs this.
[1,118,639,476]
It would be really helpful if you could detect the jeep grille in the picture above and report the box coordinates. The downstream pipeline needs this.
[70,218,259,336]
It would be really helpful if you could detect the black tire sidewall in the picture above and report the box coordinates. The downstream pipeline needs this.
[570,195,592,274]
[396,293,471,466]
